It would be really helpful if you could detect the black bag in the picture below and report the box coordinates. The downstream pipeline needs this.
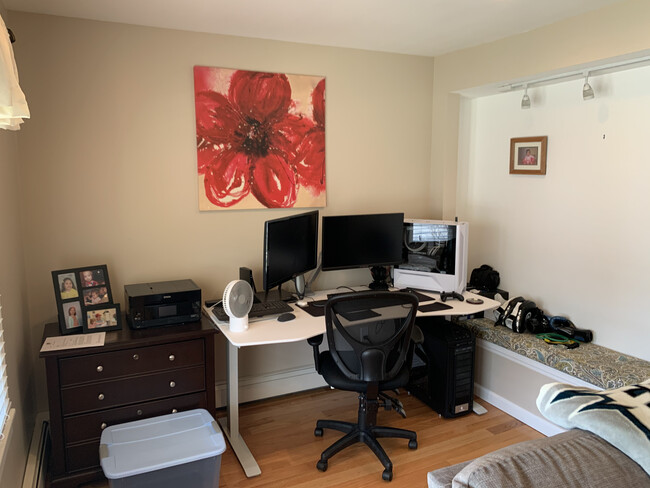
[525,309,551,334]
[469,264,500,291]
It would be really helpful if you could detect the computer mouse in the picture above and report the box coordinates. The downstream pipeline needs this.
[296,300,308,307]
[277,312,296,322]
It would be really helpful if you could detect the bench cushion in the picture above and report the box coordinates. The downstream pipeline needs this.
[459,318,650,389]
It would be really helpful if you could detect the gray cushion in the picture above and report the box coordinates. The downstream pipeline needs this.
[537,379,650,475]
[427,461,471,488]
[449,429,648,488]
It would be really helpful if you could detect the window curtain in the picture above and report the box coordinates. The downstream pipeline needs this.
[0,14,29,130]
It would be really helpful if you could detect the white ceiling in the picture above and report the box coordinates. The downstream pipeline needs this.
[5,0,626,57]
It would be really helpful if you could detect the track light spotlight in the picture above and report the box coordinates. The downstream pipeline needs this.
[583,73,595,100]
[521,85,531,109]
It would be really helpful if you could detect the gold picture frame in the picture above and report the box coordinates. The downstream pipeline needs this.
[510,136,547,175]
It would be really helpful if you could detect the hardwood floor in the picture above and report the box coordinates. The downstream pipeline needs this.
[82,387,544,487]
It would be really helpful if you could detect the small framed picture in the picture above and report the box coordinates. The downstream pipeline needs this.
[510,136,547,175]
[52,265,114,334]
[79,267,107,288]
[58,300,84,335]
[83,304,122,333]
[82,286,111,306]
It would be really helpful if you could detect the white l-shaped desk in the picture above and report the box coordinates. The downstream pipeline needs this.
[204,288,500,478]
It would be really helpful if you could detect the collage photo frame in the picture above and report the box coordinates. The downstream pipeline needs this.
[51,264,121,334]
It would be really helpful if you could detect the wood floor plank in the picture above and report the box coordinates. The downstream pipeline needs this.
[80,387,545,487]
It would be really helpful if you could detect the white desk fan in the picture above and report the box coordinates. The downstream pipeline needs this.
[223,280,254,332]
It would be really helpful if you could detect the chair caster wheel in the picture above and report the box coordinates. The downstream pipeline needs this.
[408,439,418,449]
[317,460,328,472]
[382,469,393,481]
[314,427,323,437]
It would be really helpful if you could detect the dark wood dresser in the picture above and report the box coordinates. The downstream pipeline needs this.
[40,317,217,487]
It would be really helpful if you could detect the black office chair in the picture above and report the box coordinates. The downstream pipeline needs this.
[308,291,419,481]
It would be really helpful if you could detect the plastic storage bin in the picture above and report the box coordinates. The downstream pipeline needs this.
[100,409,226,488]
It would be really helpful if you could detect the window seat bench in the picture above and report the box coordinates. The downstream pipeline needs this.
[457,317,650,390]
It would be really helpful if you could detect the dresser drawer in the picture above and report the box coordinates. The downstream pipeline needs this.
[63,392,207,444]
[61,365,205,415]
[58,339,205,387]
[65,440,101,473]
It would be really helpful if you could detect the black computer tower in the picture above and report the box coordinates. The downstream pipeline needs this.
[408,317,475,418]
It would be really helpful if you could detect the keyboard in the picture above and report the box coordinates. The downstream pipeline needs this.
[211,300,293,322]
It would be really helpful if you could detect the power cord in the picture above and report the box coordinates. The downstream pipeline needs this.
[536,332,580,349]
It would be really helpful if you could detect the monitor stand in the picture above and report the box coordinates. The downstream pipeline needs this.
[368,266,391,290]
[257,285,290,303]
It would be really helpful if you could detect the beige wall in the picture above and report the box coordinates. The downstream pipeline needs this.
[0,7,33,484]
[433,0,650,220]
[0,134,32,488]
[10,12,435,411]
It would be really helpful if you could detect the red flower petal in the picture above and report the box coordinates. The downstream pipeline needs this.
[194,66,218,93]
[295,130,325,194]
[195,91,241,145]
[229,71,292,123]
[197,136,219,174]
[270,114,314,163]
[250,152,297,208]
[203,149,250,207]
[312,79,325,127]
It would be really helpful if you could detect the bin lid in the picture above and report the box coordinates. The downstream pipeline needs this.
[100,409,226,479]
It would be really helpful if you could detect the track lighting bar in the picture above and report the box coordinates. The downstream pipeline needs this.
[501,55,650,93]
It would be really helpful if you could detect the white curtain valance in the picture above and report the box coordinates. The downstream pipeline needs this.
[0,14,29,131]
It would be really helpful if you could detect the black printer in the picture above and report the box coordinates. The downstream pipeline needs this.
[125,279,201,329]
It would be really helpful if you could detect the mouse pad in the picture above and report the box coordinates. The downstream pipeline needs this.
[399,289,436,303]
[302,300,326,317]
[339,309,381,322]
[418,302,453,313]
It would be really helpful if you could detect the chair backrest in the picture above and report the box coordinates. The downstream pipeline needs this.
[324,291,418,383]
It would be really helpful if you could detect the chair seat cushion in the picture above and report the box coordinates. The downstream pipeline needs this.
[319,351,410,392]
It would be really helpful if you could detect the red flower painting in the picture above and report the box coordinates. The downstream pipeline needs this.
[194,67,326,209]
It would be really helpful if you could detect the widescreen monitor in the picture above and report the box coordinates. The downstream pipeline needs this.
[321,213,404,289]
[263,210,319,298]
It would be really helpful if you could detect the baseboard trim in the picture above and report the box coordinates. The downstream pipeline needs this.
[22,412,49,488]
[474,383,564,436]
[215,366,327,408]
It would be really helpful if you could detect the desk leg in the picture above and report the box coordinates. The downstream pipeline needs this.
[218,341,262,478]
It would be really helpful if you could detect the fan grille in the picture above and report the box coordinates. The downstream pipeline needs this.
[223,280,254,318]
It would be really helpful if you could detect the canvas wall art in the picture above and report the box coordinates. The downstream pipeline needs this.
[194,66,326,210]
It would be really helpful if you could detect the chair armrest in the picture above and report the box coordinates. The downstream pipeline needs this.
[307,334,324,373]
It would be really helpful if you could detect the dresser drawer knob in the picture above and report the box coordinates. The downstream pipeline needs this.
[96,365,104,373]
[169,381,176,388]
[98,393,105,401]
[137,409,143,416]
[101,422,107,430]
[133,354,139,360]
[169,354,175,362]
[171,408,178,413]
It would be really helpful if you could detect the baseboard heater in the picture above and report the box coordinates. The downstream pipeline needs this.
[22,413,50,488]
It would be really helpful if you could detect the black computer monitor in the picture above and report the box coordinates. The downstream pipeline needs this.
[321,213,404,289]
[263,210,319,299]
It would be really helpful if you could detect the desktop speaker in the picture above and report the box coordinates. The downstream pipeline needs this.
[408,317,475,418]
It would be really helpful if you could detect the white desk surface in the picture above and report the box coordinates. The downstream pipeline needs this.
[204,288,499,348]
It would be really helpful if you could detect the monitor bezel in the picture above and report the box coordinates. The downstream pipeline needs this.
[321,212,405,271]
[262,210,319,292]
